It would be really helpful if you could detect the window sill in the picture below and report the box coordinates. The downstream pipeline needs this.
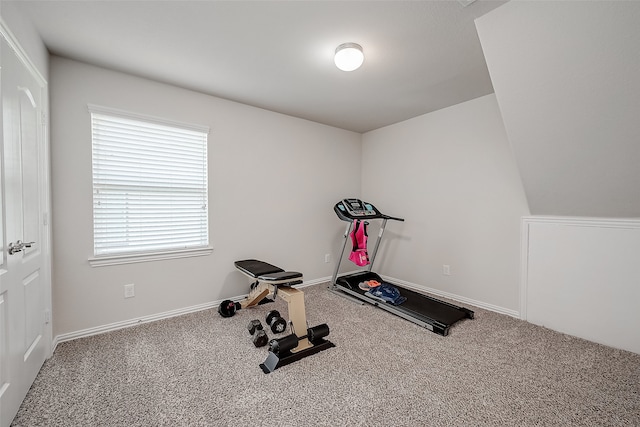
[89,246,213,267]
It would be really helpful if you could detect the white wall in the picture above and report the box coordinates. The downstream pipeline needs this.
[523,217,640,354]
[50,56,361,338]
[475,2,640,355]
[361,94,529,314]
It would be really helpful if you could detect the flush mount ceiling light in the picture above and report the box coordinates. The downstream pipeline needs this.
[334,43,364,72]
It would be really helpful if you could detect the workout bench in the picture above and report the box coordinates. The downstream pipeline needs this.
[218,259,335,373]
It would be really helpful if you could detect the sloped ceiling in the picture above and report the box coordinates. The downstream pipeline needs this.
[476,1,640,218]
[9,0,507,133]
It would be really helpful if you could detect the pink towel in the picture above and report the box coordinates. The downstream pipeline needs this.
[348,219,369,266]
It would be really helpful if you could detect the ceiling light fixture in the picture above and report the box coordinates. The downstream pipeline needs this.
[334,43,364,72]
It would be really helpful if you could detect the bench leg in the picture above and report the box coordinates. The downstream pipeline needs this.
[276,286,313,352]
[240,282,274,309]
[238,281,321,353]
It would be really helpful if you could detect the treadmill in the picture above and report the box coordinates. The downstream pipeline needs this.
[330,198,474,336]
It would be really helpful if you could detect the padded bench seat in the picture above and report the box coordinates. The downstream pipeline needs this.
[235,259,303,285]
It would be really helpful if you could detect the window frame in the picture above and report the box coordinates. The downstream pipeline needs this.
[87,104,212,267]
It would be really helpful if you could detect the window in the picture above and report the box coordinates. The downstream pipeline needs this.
[88,105,210,266]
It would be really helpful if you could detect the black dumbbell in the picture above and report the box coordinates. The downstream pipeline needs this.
[252,330,268,347]
[265,310,287,334]
[247,319,263,335]
[247,319,268,347]
[268,323,331,355]
[218,300,240,318]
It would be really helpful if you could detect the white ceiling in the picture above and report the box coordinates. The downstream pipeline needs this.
[12,0,507,133]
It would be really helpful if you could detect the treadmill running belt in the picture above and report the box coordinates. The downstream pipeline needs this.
[335,271,473,335]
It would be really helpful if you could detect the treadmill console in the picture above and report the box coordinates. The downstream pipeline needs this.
[334,198,382,221]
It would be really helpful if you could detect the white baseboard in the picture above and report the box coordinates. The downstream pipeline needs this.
[328,269,519,318]
[380,274,520,318]
[53,300,220,351]
[53,274,518,351]
[52,278,330,351]
[294,276,331,289]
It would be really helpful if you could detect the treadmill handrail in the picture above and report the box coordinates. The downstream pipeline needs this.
[331,199,404,285]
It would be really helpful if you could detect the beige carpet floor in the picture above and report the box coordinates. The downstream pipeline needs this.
[12,283,640,426]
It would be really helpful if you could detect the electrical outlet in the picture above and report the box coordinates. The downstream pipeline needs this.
[325,253,331,263]
[443,265,451,276]
[124,283,135,298]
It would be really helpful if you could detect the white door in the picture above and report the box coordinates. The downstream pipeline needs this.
[0,34,50,427]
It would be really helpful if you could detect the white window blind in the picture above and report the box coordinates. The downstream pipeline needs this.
[90,107,209,258]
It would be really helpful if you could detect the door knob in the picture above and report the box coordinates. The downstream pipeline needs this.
[8,240,35,255]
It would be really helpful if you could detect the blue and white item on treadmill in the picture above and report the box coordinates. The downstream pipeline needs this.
[365,282,407,305]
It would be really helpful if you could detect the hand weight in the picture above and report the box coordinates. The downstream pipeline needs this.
[252,330,268,347]
[265,310,287,334]
[247,319,263,335]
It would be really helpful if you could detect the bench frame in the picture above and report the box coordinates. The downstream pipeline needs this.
[231,259,335,373]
